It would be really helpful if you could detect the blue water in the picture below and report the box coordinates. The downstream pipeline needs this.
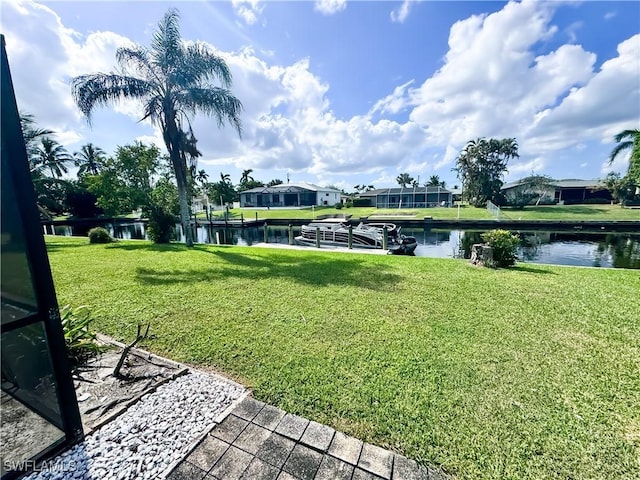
[46,223,640,269]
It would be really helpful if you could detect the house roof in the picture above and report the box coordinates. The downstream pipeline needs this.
[359,186,452,197]
[502,178,606,190]
[240,182,341,194]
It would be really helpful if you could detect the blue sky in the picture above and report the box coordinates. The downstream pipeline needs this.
[2,0,639,190]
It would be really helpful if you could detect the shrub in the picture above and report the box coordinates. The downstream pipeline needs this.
[335,203,343,210]
[60,305,106,367]
[481,229,520,268]
[146,208,176,243]
[353,198,372,207]
[88,226,113,243]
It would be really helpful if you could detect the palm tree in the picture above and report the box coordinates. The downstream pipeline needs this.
[74,143,106,177]
[20,112,54,159]
[609,128,640,188]
[427,175,444,187]
[240,168,254,184]
[196,169,209,185]
[34,138,73,178]
[396,172,414,188]
[71,9,242,247]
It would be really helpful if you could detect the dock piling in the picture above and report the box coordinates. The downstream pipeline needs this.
[288,224,294,245]
[348,225,353,249]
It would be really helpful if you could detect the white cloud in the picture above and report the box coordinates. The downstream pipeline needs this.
[314,0,347,16]
[370,80,414,115]
[3,0,638,189]
[604,11,617,21]
[231,0,264,26]
[564,20,583,43]
[390,0,414,24]
[529,34,640,152]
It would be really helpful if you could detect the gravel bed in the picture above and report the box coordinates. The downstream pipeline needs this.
[24,371,244,480]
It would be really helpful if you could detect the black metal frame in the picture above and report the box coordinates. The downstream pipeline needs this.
[1,34,83,479]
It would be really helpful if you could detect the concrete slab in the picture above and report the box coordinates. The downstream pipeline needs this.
[208,445,253,480]
[274,413,309,441]
[358,443,393,479]
[314,454,354,480]
[210,414,249,444]
[233,423,273,454]
[233,396,265,421]
[328,431,363,465]
[253,404,287,431]
[166,461,207,480]
[282,444,323,480]
[352,467,385,480]
[299,421,335,452]
[255,433,296,469]
[239,457,280,480]
[186,436,229,471]
[392,455,430,480]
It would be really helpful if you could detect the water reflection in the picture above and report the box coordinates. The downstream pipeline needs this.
[45,221,639,269]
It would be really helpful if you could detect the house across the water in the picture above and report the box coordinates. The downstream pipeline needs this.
[501,179,612,204]
[239,182,342,208]
[358,186,453,208]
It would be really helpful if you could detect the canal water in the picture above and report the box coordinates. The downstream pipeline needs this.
[45,222,640,269]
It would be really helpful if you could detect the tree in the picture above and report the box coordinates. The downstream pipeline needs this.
[354,184,375,193]
[71,8,242,247]
[20,112,54,159]
[396,173,414,188]
[608,128,640,189]
[603,172,635,204]
[455,137,519,207]
[33,137,73,178]
[85,142,160,216]
[267,178,283,187]
[427,175,446,188]
[74,143,106,177]
[240,168,254,185]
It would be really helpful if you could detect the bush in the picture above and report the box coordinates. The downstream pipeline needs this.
[335,203,343,210]
[60,305,106,367]
[481,229,520,268]
[147,208,176,243]
[353,198,372,207]
[88,226,113,243]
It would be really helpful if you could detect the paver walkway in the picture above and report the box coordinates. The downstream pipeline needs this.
[166,396,448,480]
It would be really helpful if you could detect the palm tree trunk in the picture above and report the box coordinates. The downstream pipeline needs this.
[171,151,194,247]
[165,117,194,247]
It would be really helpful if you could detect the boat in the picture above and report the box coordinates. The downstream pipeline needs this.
[294,220,417,255]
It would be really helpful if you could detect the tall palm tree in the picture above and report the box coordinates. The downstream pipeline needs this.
[240,168,254,184]
[609,128,640,187]
[71,9,242,247]
[20,112,54,159]
[74,143,106,176]
[34,138,73,178]
[396,172,414,188]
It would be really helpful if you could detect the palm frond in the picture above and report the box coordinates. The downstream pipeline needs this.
[151,8,183,75]
[71,74,153,122]
[178,87,243,137]
[116,46,159,83]
[613,129,639,144]
[608,141,632,165]
[182,43,233,88]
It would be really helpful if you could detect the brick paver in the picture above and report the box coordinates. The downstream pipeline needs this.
[167,395,448,480]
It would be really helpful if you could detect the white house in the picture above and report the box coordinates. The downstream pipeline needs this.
[239,182,342,208]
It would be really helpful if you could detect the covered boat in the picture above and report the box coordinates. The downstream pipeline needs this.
[295,220,417,254]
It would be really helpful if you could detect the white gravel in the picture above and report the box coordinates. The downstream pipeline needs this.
[25,371,244,480]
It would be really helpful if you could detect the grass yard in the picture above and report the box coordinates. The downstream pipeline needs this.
[47,237,640,480]
[203,204,640,222]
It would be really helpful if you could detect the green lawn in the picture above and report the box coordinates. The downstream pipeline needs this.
[200,204,640,222]
[47,237,640,480]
